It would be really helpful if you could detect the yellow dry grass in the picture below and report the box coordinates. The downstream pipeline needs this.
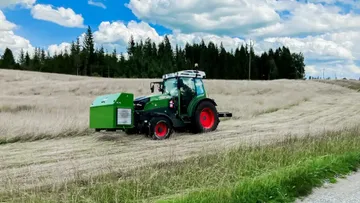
[1,69,360,193]
[316,79,360,92]
[0,69,343,143]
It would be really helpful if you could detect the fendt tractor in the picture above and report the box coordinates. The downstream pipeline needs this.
[89,69,233,140]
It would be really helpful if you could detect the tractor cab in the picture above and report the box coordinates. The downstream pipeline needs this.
[150,70,207,117]
[160,70,207,117]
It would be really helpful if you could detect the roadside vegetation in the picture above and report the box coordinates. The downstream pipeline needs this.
[2,125,360,203]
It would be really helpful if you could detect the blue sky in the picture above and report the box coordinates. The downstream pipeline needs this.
[0,0,360,79]
[2,0,144,46]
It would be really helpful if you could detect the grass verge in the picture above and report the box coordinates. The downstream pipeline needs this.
[2,126,360,203]
[160,153,359,203]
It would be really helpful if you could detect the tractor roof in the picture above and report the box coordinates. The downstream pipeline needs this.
[162,70,206,79]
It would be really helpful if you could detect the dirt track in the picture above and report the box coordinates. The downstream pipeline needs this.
[1,70,360,192]
[296,171,360,203]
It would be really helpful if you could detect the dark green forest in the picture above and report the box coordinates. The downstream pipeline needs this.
[0,26,305,80]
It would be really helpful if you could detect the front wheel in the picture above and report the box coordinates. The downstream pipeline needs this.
[192,101,219,133]
[149,117,173,140]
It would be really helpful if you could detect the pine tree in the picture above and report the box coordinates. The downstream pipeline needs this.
[19,49,25,68]
[1,48,16,69]
[83,26,95,76]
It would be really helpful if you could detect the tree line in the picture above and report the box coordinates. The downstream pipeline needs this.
[0,26,306,80]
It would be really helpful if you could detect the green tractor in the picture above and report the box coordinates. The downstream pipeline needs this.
[89,69,232,140]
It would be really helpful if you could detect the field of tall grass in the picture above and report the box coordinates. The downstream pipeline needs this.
[0,69,333,144]
[1,69,360,203]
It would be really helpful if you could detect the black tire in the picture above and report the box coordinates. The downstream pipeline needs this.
[192,101,219,133]
[149,116,173,140]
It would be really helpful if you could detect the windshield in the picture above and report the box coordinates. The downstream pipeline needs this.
[163,78,178,96]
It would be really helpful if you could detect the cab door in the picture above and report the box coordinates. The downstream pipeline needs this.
[178,77,196,114]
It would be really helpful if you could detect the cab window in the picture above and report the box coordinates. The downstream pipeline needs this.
[195,78,205,95]
[163,78,178,96]
[180,77,196,92]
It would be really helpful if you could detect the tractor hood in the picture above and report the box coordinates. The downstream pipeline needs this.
[134,93,172,110]
[135,93,172,102]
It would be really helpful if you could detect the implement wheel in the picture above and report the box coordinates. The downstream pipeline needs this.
[192,101,219,133]
[149,117,173,140]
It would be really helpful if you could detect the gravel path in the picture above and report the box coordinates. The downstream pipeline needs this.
[296,172,360,203]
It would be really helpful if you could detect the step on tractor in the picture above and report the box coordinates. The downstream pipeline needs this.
[89,69,232,140]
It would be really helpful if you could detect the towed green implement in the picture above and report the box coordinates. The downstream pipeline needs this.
[90,93,134,130]
[89,69,232,140]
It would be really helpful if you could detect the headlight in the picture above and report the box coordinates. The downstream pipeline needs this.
[117,108,132,125]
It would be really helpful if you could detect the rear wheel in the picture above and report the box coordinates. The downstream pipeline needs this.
[192,101,219,133]
[149,117,173,140]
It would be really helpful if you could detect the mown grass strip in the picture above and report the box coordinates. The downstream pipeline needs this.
[0,105,35,113]
[2,127,360,203]
[158,153,360,203]
[0,129,91,145]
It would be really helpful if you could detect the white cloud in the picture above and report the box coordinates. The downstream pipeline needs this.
[305,0,360,9]
[250,3,360,38]
[321,31,360,59]
[305,65,319,76]
[31,4,85,28]
[88,0,106,9]
[125,0,360,40]
[0,10,34,59]
[47,42,71,56]
[0,31,34,56]
[94,20,164,46]
[261,36,354,60]
[93,20,247,53]
[0,0,35,8]
[0,10,16,31]
[305,60,360,79]
[125,0,283,36]
[255,30,360,67]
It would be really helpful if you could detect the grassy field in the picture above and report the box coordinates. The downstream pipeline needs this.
[1,69,360,202]
[2,126,360,203]
[0,69,318,144]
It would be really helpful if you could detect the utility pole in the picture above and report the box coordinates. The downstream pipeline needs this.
[323,68,325,79]
[248,39,253,80]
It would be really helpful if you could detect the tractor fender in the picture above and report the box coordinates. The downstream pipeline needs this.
[190,98,217,116]
[149,112,173,126]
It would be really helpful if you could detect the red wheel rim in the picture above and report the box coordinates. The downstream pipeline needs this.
[155,122,168,137]
[200,108,215,129]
